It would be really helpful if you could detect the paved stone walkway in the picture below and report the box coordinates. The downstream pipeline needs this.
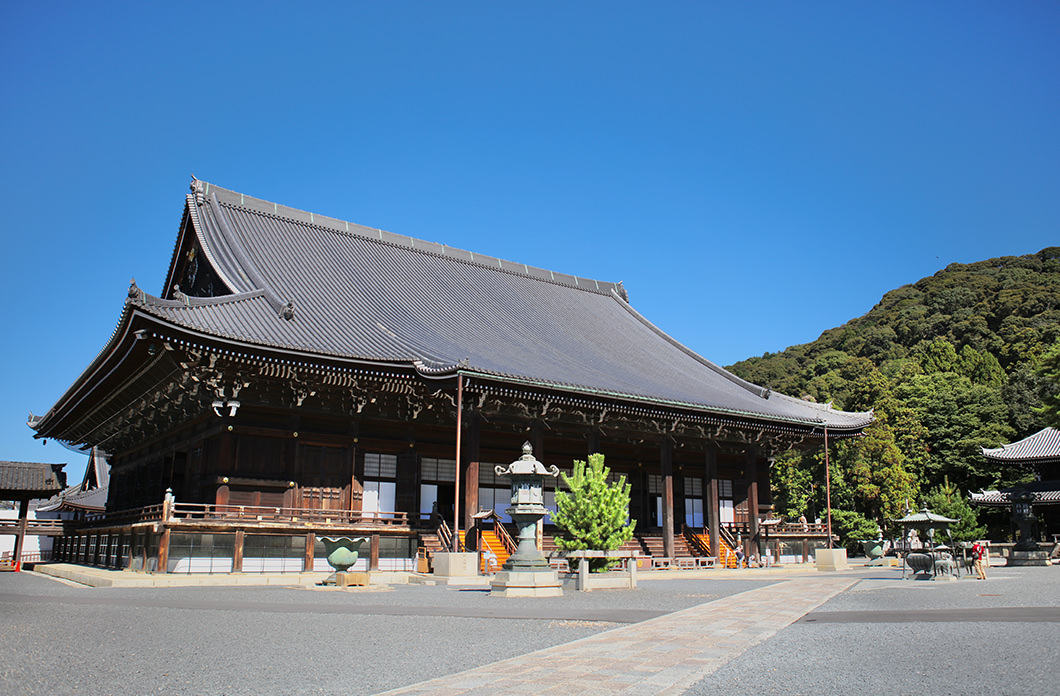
[377,575,858,696]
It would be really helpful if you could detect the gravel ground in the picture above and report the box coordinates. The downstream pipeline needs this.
[5,566,1055,696]
[0,570,777,696]
[683,565,1060,696]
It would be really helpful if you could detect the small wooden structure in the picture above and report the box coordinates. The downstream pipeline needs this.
[892,507,959,579]
[0,461,65,569]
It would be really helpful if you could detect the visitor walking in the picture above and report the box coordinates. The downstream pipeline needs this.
[972,541,987,580]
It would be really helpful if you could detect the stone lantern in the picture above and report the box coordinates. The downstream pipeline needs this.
[1008,488,1048,565]
[1011,488,1039,551]
[489,442,563,597]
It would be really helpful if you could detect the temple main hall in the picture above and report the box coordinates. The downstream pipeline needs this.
[31,179,871,573]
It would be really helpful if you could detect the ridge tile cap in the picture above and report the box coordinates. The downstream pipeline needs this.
[197,179,621,297]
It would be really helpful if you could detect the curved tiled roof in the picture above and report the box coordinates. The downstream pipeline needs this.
[0,461,65,496]
[970,480,1060,507]
[141,181,872,430]
[982,427,1060,463]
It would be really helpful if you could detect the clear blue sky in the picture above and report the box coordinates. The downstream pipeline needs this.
[2,2,1057,483]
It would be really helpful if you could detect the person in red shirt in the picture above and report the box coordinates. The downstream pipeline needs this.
[972,542,987,580]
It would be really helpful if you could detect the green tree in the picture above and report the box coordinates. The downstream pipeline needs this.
[1037,341,1060,428]
[921,479,986,544]
[769,449,817,521]
[895,371,1013,491]
[830,508,881,554]
[552,453,635,571]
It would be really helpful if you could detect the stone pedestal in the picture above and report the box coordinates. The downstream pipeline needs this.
[433,552,480,577]
[490,568,563,597]
[1008,550,1050,567]
[336,571,371,587]
[814,548,849,571]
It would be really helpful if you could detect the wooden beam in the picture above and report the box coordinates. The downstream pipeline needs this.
[158,528,171,574]
[13,499,29,567]
[369,532,380,571]
[462,413,480,535]
[303,532,314,572]
[233,529,245,573]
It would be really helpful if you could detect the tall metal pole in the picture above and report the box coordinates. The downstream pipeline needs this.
[453,372,463,552]
[824,426,833,549]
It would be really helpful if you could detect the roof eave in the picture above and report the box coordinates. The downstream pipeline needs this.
[457,370,872,433]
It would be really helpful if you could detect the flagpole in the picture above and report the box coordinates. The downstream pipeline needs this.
[824,426,833,549]
[453,372,463,552]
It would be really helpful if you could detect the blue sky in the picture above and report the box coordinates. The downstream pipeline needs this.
[2,2,1058,482]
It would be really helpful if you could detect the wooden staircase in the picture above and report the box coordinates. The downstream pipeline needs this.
[479,528,511,573]
[629,532,696,559]
[694,529,739,568]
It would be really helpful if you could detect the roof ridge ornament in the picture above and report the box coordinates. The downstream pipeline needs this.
[127,278,144,304]
[280,300,295,321]
[190,176,205,206]
[172,284,189,306]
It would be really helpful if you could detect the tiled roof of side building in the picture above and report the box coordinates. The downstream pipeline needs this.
[0,461,66,495]
[141,180,873,430]
[982,427,1060,463]
[970,480,1060,506]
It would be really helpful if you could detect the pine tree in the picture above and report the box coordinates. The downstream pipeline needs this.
[552,453,635,571]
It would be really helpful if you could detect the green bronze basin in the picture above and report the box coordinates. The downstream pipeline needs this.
[320,536,367,572]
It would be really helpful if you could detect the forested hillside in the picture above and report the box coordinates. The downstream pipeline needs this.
[728,247,1060,544]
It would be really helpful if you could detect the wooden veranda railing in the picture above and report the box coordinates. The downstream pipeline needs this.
[0,519,68,536]
[75,502,411,531]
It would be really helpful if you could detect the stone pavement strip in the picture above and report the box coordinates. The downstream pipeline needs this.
[376,575,858,696]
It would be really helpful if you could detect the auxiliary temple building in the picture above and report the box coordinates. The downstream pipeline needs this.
[30,180,872,573]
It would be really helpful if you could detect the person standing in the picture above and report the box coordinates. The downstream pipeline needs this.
[972,541,987,580]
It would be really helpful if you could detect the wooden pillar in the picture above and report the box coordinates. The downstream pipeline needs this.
[13,499,29,567]
[233,529,245,573]
[369,532,380,571]
[530,421,545,460]
[462,414,480,535]
[707,448,720,557]
[118,532,129,569]
[587,428,601,457]
[219,429,236,473]
[746,450,760,556]
[661,438,675,558]
[350,442,363,513]
[531,421,546,551]
[157,528,171,574]
[303,532,314,572]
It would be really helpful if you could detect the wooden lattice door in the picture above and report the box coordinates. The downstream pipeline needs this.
[300,444,350,510]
